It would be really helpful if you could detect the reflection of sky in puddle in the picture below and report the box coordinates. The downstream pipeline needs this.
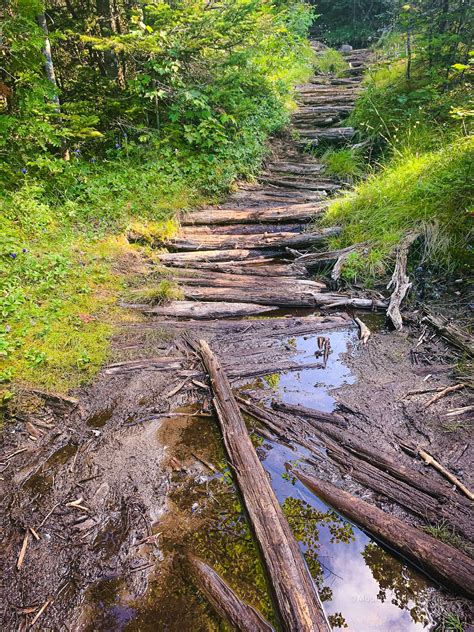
[260,328,357,411]
[263,440,431,631]
[254,327,431,631]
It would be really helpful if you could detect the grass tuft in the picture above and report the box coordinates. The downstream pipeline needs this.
[313,49,349,76]
[422,520,472,556]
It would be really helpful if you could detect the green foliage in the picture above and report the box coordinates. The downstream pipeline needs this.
[422,520,472,556]
[435,613,465,632]
[322,147,365,178]
[313,49,348,76]
[310,0,395,47]
[325,137,473,280]
[0,0,315,394]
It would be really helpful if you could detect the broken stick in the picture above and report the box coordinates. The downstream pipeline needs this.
[354,316,371,344]
[295,470,474,598]
[198,339,330,632]
[187,555,274,631]
[424,383,465,409]
[418,449,474,501]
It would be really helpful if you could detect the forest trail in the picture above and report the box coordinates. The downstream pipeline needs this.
[150,46,374,319]
[2,44,473,631]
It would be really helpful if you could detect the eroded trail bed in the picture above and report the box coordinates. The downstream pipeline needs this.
[1,46,473,631]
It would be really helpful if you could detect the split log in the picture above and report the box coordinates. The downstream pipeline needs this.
[295,471,474,598]
[198,340,330,631]
[183,223,303,236]
[181,203,325,226]
[162,228,341,252]
[186,555,274,632]
[297,127,356,142]
[386,232,419,330]
[161,261,306,278]
[422,310,474,357]
[142,301,278,319]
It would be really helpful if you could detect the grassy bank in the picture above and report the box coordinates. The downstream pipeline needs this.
[322,45,473,284]
[0,1,315,404]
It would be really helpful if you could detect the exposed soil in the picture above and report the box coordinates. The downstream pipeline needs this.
[1,45,472,631]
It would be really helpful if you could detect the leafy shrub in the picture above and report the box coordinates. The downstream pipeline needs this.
[313,49,348,76]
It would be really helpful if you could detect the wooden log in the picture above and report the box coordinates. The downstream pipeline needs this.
[186,555,274,632]
[259,178,341,192]
[295,471,474,598]
[170,269,326,291]
[422,309,474,357]
[183,223,303,236]
[162,228,341,252]
[163,260,306,278]
[387,232,420,330]
[198,341,330,631]
[297,127,355,141]
[158,248,283,264]
[181,203,326,226]
[272,401,346,426]
[142,300,278,319]
[177,285,386,309]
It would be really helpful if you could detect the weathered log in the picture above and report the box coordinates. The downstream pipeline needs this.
[162,228,341,252]
[162,261,306,278]
[198,340,330,631]
[184,222,303,236]
[266,162,325,175]
[159,248,283,264]
[259,178,341,192]
[170,269,325,291]
[295,471,474,598]
[422,309,474,357]
[297,127,355,142]
[272,401,346,426]
[186,555,274,632]
[181,203,325,226]
[386,232,420,330]
[142,300,278,319]
[177,285,386,309]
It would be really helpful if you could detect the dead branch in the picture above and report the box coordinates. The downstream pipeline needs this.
[386,232,419,330]
[424,383,465,409]
[419,449,474,501]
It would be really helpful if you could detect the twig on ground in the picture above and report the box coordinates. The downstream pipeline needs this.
[424,383,465,409]
[419,449,474,501]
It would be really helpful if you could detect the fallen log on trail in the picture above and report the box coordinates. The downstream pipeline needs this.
[163,261,306,278]
[272,401,346,426]
[170,269,326,291]
[198,340,330,632]
[298,127,356,142]
[161,228,341,252]
[184,222,304,236]
[293,244,366,270]
[295,471,474,598]
[186,555,274,632]
[142,300,278,319]
[386,232,420,330]
[422,309,474,357]
[259,178,341,192]
[159,248,283,264]
[181,203,325,226]
[175,286,386,310]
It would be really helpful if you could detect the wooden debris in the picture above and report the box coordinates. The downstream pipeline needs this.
[17,533,29,570]
[295,470,474,598]
[273,401,346,426]
[354,316,371,344]
[142,301,278,319]
[446,405,474,417]
[66,497,90,512]
[418,449,474,501]
[5,447,28,461]
[181,203,325,226]
[293,244,366,270]
[30,599,52,626]
[424,383,465,408]
[422,309,474,357]
[386,232,419,330]
[198,340,330,631]
[187,555,274,632]
[29,526,41,541]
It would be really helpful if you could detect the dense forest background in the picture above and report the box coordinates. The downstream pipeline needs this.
[0,0,472,398]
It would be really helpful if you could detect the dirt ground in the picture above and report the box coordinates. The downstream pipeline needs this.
[1,308,472,630]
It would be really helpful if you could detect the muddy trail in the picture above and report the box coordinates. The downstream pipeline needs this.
[1,46,473,631]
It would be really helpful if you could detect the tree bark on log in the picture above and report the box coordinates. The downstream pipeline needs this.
[294,244,366,270]
[294,471,474,598]
[186,555,274,632]
[198,340,330,632]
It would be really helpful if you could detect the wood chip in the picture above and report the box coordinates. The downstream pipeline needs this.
[30,599,52,626]
[17,533,29,570]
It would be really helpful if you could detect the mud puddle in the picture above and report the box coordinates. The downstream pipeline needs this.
[79,320,442,631]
